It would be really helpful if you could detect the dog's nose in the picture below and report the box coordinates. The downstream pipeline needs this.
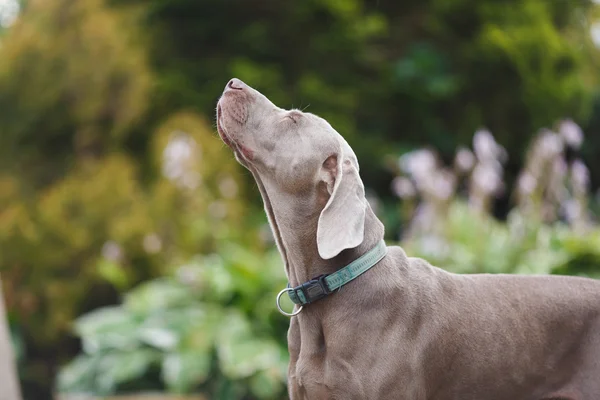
[226,78,246,91]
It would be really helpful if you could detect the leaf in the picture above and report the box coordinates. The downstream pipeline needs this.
[74,307,140,354]
[137,305,219,351]
[124,278,193,315]
[162,351,211,394]
[96,258,130,290]
[218,339,283,379]
[56,355,98,393]
[137,327,179,350]
[193,255,235,301]
[216,313,285,379]
[249,368,286,399]
[178,306,222,354]
[94,349,160,395]
[74,306,133,336]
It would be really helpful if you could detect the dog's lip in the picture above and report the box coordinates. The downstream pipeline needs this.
[216,105,232,146]
[216,103,254,162]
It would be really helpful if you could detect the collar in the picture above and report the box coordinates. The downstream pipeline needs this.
[276,240,387,316]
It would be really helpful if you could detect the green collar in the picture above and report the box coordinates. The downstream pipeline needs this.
[276,240,387,316]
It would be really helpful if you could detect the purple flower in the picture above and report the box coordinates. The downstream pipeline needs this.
[536,130,563,159]
[399,149,437,180]
[455,147,475,172]
[472,164,503,195]
[517,173,537,196]
[559,119,584,149]
[571,159,590,190]
[473,129,507,164]
[391,177,417,199]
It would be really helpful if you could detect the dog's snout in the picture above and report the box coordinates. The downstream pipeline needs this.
[226,78,245,91]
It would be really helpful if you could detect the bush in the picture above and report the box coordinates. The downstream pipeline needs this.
[57,245,290,400]
[394,120,600,279]
[404,201,600,279]
[1,112,251,398]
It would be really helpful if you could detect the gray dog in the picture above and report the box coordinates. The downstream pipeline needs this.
[216,78,600,400]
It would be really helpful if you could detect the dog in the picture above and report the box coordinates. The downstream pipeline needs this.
[216,78,600,400]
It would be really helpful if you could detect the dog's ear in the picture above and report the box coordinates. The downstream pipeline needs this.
[317,154,366,260]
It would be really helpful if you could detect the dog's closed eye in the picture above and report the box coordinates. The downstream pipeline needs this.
[286,110,303,123]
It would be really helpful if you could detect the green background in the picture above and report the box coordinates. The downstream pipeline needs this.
[1,0,600,399]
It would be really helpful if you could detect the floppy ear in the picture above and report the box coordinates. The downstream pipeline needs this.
[317,155,366,260]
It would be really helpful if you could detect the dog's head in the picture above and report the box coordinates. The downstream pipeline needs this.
[216,78,366,259]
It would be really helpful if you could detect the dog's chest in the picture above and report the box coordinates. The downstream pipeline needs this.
[291,355,366,400]
[287,312,414,399]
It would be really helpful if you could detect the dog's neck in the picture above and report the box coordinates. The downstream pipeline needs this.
[256,176,385,287]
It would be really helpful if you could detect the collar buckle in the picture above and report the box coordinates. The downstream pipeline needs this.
[286,274,331,306]
[300,274,331,303]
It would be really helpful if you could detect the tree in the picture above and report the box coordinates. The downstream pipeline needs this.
[109,0,597,193]
[0,0,151,186]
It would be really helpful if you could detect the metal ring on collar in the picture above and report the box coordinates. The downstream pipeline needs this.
[276,288,303,317]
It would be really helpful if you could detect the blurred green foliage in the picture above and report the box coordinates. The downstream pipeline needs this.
[0,0,599,399]
[0,0,151,183]
[57,246,289,399]
[0,2,252,388]
[107,0,598,185]
[58,201,600,399]
[0,110,253,396]
[404,202,600,278]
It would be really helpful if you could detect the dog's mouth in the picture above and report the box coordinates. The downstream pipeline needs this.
[216,103,254,162]
[216,104,233,147]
